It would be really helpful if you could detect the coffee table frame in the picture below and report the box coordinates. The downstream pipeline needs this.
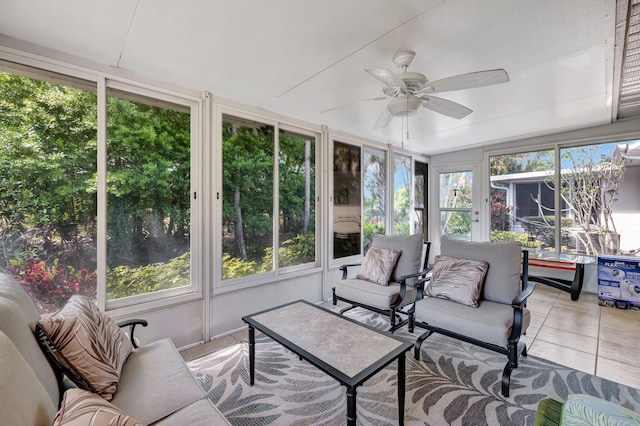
[242,300,412,426]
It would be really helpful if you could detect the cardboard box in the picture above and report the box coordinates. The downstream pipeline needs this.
[598,255,640,311]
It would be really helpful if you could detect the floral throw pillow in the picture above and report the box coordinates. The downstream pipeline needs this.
[35,295,133,401]
[356,247,402,285]
[53,388,142,426]
[425,255,489,307]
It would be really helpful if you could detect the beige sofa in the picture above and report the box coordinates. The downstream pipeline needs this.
[0,273,230,426]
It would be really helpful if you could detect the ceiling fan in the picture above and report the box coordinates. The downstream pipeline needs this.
[362,50,510,129]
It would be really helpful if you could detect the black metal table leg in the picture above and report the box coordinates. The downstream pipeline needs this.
[248,325,255,385]
[571,263,585,301]
[346,386,357,426]
[398,355,406,426]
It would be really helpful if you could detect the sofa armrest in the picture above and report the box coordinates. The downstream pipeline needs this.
[117,319,148,349]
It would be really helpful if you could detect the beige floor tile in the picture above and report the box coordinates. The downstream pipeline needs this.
[542,310,599,338]
[599,319,640,345]
[184,335,237,361]
[598,339,638,367]
[529,339,596,374]
[528,310,550,330]
[596,357,640,389]
[552,296,601,315]
[600,306,640,328]
[535,326,598,354]
[231,329,248,341]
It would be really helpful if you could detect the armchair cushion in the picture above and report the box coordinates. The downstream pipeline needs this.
[372,233,423,283]
[356,247,402,285]
[336,278,417,310]
[53,389,142,426]
[414,296,531,347]
[426,255,489,307]
[35,295,133,401]
[0,330,57,426]
[440,238,521,305]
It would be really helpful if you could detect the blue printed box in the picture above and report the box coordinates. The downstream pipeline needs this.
[598,255,640,311]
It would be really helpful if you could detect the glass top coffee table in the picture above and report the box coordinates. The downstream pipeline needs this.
[242,300,413,426]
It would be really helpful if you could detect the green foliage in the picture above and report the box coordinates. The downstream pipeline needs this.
[490,230,540,248]
[221,253,258,280]
[363,219,385,252]
[259,233,316,272]
[106,252,190,299]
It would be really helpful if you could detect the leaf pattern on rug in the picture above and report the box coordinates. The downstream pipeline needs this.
[189,305,640,426]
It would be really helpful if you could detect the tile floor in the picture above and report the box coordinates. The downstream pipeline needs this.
[181,285,640,390]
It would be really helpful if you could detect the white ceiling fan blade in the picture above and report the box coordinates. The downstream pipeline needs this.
[373,108,394,129]
[319,96,387,113]
[420,69,509,94]
[365,69,407,91]
[420,95,472,119]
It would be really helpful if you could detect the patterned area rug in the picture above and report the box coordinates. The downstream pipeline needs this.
[188,305,640,425]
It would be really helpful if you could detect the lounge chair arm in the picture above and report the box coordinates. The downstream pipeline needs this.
[339,263,362,279]
[512,281,536,308]
[117,319,148,349]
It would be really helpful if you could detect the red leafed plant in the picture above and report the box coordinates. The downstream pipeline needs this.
[6,258,97,314]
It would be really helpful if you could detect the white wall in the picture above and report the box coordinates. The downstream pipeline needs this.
[210,272,324,338]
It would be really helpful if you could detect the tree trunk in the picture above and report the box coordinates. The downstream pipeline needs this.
[303,139,311,234]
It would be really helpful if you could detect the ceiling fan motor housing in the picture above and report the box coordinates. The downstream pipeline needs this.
[387,95,422,117]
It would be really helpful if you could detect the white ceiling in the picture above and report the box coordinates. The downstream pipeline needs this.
[0,0,617,155]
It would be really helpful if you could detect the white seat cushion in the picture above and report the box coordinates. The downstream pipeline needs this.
[335,278,417,310]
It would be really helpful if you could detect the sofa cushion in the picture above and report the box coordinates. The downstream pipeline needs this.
[426,255,489,307]
[111,338,207,425]
[53,388,142,426]
[371,234,423,283]
[0,330,58,426]
[562,394,640,425]
[0,273,61,406]
[414,296,530,347]
[356,247,402,285]
[440,238,521,304]
[335,278,417,310]
[35,295,133,401]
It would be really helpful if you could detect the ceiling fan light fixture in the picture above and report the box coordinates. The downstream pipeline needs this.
[387,96,421,117]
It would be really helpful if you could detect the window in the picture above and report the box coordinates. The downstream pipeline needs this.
[363,147,386,251]
[0,70,98,313]
[222,115,274,279]
[413,161,428,241]
[221,114,318,280]
[489,149,555,250]
[393,154,411,236]
[489,142,639,257]
[439,171,472,240]
[106,91,192,301]
[277,128,316,269]
[333,141,361,259]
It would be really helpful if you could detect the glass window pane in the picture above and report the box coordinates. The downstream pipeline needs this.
[0,71,97,313]
[278,129,316,268]
[393,154,411,236]
[106,93,191,299]
[489,150,555,250]
[414,161,428,240]
[560,143,629,256]
[439,172,472,208]
[363,148,386,251]
[222,115,274,278]
[440,211,471,240]
[333,141,361,259]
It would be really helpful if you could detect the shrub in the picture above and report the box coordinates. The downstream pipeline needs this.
[6,257,96,313]
[106,252,190,299]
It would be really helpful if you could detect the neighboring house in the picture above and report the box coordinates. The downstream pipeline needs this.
[490,141,640,256]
